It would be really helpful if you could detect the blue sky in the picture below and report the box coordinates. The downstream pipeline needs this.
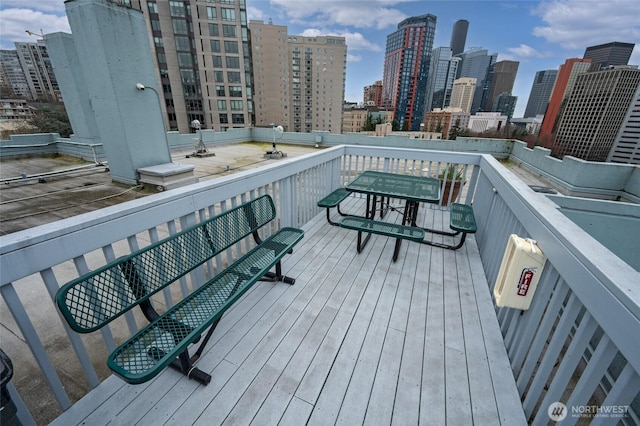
[1,0,639,117]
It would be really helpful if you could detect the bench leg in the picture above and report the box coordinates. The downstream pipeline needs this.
[260,260,296,284]
[147,347,212,385]
[421,232,468,250]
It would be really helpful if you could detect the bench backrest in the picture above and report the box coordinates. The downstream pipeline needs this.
[56,195,277,333]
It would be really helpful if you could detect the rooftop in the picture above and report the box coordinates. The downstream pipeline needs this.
[1,135,638,425]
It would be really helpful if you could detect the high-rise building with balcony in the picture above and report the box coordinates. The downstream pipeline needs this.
[249,20,347,133]
[13,41,58,102]
[425,47,460,112]
[539,58,592,141]
[583,41,635,71]
[554,66,640,162]
[363,80,383,107]
[608,82,640,164]
[524,69,558,118]
[382,14,437,131]
[449,77,476,113]
[455,48,497,114]
[449,19,468,56]
[130,0,253,133]
[0,50,32,99]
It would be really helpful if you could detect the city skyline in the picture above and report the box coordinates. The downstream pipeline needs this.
[1,0,639,118]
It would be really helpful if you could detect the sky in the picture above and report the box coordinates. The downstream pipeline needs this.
[1,0,639,117]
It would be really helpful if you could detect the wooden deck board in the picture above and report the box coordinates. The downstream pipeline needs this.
[51,198,526,426]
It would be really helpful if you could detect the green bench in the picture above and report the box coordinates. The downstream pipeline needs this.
[56,195,304,385]
[340,216,425,261]
[317,188,352,226]
[425,202,477,250]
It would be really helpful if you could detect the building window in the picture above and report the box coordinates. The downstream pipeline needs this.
[219,113,229,123]
[230,100,243,110]
[153,37,164,47]
[212,55,223,67]
[229,86,242,97]
[172,19,188,35]
[214,71,224,82]
[223,40,238,53]
[217,100,227,110]
[227,71,241,83]
[157,53,167,64]
[148,2,158,13]
[225,56,239,68]
[210,40,220,52]
[216,85,225,96]
[221,8,236,21]
[169,1,185,17]
[177,52,192,67]
[232,113,244,124]
[208,23,219,37]
[220,0,234,3]
[174,36,190,51]
[206,6,217,19]
[151,19,161,32]
[180,69,195,83]
[222,24,236,37]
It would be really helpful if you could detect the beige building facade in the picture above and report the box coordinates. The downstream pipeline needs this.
[131,0,253,133]
[250,20,347,133]
[450,77,476,113]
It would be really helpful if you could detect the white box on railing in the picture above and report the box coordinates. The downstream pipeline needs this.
[494,234,546,310]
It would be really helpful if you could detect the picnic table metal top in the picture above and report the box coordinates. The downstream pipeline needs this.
[345,171,441,204]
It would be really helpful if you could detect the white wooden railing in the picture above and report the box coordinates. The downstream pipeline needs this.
[1,145,638,425]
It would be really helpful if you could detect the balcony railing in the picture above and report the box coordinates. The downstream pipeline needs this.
[1,145,638,425]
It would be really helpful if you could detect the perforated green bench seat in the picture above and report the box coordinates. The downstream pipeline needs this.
[340,217,425,242]
[317,187,350,208]
[449,202,477,234]
[318,188,352,226]
[56,195,303,385]
[425,202,477,250]
[340,216,425,261]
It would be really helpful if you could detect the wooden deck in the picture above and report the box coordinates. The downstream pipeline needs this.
[51,197,526,425]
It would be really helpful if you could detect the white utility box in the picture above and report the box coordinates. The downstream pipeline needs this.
[494,234,546,310]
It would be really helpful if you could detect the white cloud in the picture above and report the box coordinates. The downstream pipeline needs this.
[270,0,407,30]
[0,1,66,14]
[246,6,266,21]
[301,28,381,52]
[507,44,553,59]
[532,0,640,50]
[0,8,71,49]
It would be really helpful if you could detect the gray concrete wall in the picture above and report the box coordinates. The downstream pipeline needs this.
[510,141,640,201]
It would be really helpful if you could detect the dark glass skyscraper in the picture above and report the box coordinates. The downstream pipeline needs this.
[382,14,437,131]
[583,41,635,71]
[456,48,497,114]
[524,69,558,118]
[450,19,468,56]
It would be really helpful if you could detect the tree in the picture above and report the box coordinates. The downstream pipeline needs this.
[28,104,73,137]
[391,119,400,131]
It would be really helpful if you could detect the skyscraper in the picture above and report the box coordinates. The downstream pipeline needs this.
[455,48,497,114]
[484,60,519,113]
[425,47,460,112]
[249,20,347,133]
[554,66,640,162]
[382,14,437,131]
[539,58,592,140]
[449,77,476,113]
[0,50,32,99]
[14,41,59,101]
[449,19,468,56]
[130,0,253,133]
[608,82,640,164]
[583,41,635,71]
[524,69,558,118]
